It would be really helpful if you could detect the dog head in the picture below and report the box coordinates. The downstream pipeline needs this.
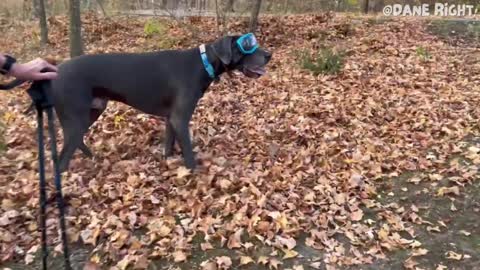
[211,34,272,79]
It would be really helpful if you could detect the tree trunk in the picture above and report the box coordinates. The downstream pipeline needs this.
[32,0,40,18]
[38,0,49,46]
[225,0,235,12]
[363,0,369,13]
[69,0,83,57]
[283,0,289,13]
[159,0,167,9]
[249,0,262,33]
[214,0,223,34]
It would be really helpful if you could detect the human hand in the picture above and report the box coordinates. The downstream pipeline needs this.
[9,58,58,80]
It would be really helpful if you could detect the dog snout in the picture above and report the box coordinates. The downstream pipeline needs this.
[265,52,272,62]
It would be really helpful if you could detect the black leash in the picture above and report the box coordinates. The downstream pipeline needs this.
[27,80,71,270]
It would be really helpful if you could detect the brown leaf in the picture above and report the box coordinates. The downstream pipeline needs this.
[201,241,214,251]
[216,256,232,269]
[133,255,150,269]
[445,251,463,260]
[173,251,187,262]
[83,262,102,270]
[116,255,133,270]
[269,258,283,269]
[403,257,419,269]
[412,248,429,257]
[437,186,460,196]
[1,199,15,211]
[258,256,269,265]
[201,260,218,270]
[350,209,364,221]
[276,235,297,250]
[176,166,191,178]
[227,228,243,249]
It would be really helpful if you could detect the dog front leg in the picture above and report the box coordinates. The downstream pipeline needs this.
[164,120,176,158]
[169,115,195,170]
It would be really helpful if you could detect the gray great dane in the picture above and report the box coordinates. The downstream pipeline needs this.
[2,34,271,172]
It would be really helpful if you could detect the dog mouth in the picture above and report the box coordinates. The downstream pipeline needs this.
[243,66,266,78]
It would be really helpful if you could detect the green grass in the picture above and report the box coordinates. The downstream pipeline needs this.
[416,46,431,62]
[427,19,480,43]
[143,19,176,49]
[298,47,345,75]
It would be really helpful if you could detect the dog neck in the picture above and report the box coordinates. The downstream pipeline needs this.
[203,44,229,82]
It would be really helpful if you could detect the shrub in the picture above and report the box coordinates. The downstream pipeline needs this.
[416,46,431,61]
[143,19,176,49]
[298,48,345,75]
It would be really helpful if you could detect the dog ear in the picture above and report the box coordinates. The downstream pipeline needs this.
[211,36,234,65]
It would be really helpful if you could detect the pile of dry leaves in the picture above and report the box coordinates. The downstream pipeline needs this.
[1,12,479,269]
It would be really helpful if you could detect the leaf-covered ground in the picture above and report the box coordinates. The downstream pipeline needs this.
[1,13,480,269]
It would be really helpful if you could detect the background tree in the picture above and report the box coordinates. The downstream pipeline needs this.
[69,0,83,57]
[363,0,369,13]
[249,0,262,33]
[38,0,49,46]
[225,0,235,12]
[32,0,40,18]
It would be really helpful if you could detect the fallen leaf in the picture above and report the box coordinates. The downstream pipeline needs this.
[239,256,254,266]
[201,242,214,251]
[403,257,419,269]
[133,255,150,269]
[150,195,160,204]
[176,166,191,178]
[445,251,463,260]
[83,262,101,270]
[216,256,232,269]
[258,256,269,265]
[350,209,364,221]
[276,235,297,250]
[1,199,15,211]
[227,228,243,249]
[201,260,218,270]
[437,186,460,196]
[282,248,299,259]
[269,258,283,269]
[412,248,429,257]
[429,174,443,181]
[427,226,441,233]
[173,251,187,262]
[25,253,35,265]
[116,255,133,270]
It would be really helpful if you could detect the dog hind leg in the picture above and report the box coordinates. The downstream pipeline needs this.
[79,102,108,158]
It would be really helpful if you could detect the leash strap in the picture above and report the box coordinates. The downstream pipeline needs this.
[47,106,71,269]
[199,44,216,79]
[28,81,72,270]
[36,105,48,270]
